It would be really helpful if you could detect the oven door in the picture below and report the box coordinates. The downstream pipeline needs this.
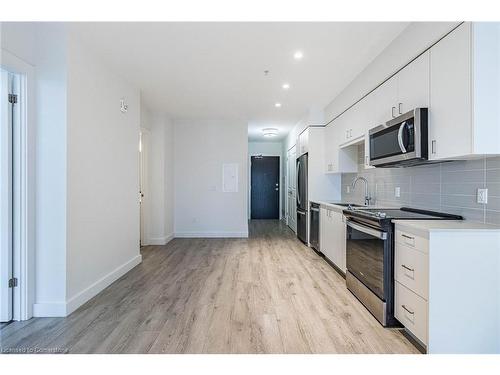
[346,220,388,300]
[369,108,427,167]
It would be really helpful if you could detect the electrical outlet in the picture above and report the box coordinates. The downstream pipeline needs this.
[395,187,401,198]
[477,188,488,204]
[346,186,350,194]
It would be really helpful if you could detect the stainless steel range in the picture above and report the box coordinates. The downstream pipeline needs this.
[343,207,462,326]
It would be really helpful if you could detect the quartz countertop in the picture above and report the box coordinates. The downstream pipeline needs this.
[392,219,500,232]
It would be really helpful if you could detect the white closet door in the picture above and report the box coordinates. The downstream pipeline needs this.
[0,70,13,322]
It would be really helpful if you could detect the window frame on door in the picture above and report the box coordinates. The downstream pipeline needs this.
[1,49,36,321]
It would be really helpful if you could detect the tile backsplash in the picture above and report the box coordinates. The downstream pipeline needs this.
[341,145,500,225]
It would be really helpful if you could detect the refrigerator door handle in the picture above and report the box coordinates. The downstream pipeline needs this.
[296,160,301,206]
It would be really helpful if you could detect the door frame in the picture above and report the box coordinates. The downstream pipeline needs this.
[248,153,282,220]
[285,144,297,231]
[1,49,36,321]
[139,127,150,246]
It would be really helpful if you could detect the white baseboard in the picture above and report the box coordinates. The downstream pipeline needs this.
[65,254,142,316]
[174,231,248,238]
[147,233,174,245]
[33,302,67,318]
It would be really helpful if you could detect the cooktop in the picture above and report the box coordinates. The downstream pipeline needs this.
[344,207,463,222]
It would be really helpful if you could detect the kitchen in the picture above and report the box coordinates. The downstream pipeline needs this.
[1,15,500,363]
[281,22,500,354]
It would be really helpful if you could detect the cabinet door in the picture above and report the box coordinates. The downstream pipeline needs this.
[299,129,309,155]
[349,98,370,141]
[324,123,337,173]
[338,214,346,272]
[429,23,472,160]
[397,51,430,115]
[331,210,346,273]
[320,207,329,254]
[372,75,398,125]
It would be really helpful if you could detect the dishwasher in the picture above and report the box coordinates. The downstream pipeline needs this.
[309,202,320,251]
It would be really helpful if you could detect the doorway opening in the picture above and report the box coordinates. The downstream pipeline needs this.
[250,156,280,220]
[139,128,149,246]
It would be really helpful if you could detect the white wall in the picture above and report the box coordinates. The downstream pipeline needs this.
[33,23,68,316]
[174,120,248,237]
[140,101,174,245]
[248,141,284,219]
[3,23,145,317]
[65,32,142,313]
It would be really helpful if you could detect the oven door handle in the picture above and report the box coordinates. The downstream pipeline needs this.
[347,220,388,240]
[397,121,407,153]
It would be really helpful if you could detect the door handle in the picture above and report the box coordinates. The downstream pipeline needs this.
[431,140,436,155]
[398,102,403,115]
[401,264,414,272]
[397,121,407,153]
[391,106,396,118]
[402,304,414,315]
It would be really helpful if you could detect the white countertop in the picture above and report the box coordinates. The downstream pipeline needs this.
[392,219,500,232]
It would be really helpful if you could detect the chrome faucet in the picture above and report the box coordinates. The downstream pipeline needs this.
[351,176,372,206]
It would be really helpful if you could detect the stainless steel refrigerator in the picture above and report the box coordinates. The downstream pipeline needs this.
[296,153,308,244]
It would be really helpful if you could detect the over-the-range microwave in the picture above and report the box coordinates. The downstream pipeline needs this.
[368,108,428,168]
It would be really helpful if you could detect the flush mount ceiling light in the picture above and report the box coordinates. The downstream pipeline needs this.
[275,102,282,108]
[282,83,290,90]
[293,50,304,60]
[262,128,279,137]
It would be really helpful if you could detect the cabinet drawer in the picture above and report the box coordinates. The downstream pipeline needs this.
[395,228,428,253]
[395,282,428,345]
[395,243,429,300]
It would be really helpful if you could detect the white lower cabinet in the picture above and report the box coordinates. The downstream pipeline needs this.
[395,282,428,345]
[394,225,429,347]
[320,206,346,273]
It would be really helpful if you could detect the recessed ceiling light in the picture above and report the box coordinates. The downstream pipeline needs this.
[282,83,290,90]
[275,103,282,108]
[262,128,279,137]
[293,50,303,60]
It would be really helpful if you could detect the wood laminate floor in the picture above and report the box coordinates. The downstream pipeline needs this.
[0,220,419,354]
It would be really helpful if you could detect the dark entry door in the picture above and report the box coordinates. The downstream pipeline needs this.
[251,156,280,219]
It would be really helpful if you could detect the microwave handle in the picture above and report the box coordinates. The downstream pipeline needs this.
[397,122,407,153]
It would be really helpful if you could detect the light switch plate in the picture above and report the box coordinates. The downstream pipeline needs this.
[346,186,350,194]
[395,187,401,198]
[477,188,488,204]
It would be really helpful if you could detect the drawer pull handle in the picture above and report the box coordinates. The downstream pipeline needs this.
[402,305,414,315]
[401,264,414,272]
[401,234,414,240]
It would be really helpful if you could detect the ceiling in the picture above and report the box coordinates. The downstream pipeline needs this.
[69,22,409,141]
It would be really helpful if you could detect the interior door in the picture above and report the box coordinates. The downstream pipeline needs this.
[251,156,280,219]
[0,69,13,322]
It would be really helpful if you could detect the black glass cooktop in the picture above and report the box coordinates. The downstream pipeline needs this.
[344,207,463,221]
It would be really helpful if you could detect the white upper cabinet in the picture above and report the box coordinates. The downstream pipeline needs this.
[372,75,398,126]
[298,129,309,156]
[397,51,430,114]
[323,22,499,173]
[324,115,358,174]
[429,22,500,160]
[429,23,472,160]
